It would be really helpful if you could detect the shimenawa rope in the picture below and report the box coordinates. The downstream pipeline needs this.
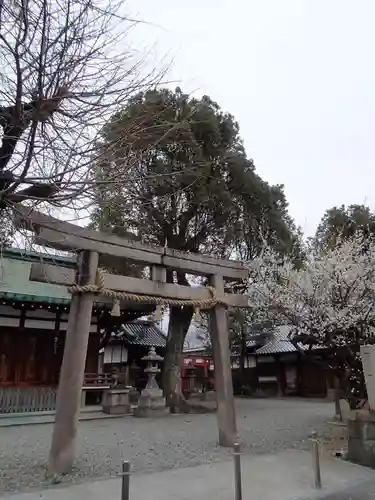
[68,268,226,317]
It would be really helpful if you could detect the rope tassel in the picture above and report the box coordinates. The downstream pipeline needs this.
[193,307,202,323]
[110,298,121,317]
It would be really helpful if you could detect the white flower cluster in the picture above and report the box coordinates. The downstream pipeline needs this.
[247,233,375,349]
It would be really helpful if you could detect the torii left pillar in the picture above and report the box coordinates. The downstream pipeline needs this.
[48,250,99,475]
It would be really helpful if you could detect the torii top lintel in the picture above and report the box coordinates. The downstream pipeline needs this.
[15,205,248,281]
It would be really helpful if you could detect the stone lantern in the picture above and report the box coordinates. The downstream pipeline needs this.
[134,347,168,417]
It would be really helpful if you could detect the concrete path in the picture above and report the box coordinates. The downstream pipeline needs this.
[2,449,375,500]
[305,480,375,499]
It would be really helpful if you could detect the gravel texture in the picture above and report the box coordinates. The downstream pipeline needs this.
[0,398,333,495]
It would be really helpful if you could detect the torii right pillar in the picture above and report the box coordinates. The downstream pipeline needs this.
[209,274,237,446]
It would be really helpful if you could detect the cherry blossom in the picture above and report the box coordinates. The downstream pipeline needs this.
[246,234,375,404]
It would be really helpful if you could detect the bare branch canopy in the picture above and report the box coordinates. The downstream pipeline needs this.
[0,0,162,211]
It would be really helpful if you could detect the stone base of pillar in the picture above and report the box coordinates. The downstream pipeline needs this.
[129,388,140,405]
[198,390,217,402]
[133,387,169,418]
[326,388,336,402]
[102,388,131,415]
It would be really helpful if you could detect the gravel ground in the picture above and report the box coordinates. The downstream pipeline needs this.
[0,398,333,495]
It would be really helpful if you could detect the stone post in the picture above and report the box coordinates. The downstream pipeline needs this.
[48,250,98,475]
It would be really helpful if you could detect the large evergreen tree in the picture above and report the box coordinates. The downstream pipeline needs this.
[91,87,300,411]
[314,204,375,250]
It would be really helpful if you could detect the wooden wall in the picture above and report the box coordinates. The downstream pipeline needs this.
[0,302,100,387]
[254,353,328,397]
[0,327,99,387]
[298,357,327,397]
[0,327,60,385]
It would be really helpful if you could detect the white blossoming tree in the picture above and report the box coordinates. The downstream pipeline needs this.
[247,234,375,407]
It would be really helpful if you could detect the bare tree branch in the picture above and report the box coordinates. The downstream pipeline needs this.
[0,0,164,212]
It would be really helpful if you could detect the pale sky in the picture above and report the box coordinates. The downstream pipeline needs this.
[128,0,375,237]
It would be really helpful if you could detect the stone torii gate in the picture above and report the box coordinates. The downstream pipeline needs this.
[15,206,250,475]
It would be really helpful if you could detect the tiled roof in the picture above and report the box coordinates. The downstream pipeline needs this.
[256,339,297,355]
[114,321,167,348]
[230,340,257,355]
[256,325,322,355]
[183,346,207,354]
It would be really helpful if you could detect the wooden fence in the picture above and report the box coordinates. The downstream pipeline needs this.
[83,373,113,387]
[0,387,57,413]
[0,375,113,413]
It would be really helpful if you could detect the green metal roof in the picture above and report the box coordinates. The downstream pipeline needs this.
[3,247,76,266]
[0,248,154,314]
[0,248,73,303]
[0,291,70,304]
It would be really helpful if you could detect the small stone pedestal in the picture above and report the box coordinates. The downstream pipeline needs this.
[134,347,168,418]
[189,390,217,402]
[102,388,131,415]
[348,410,375,467]
[201,390,217,402]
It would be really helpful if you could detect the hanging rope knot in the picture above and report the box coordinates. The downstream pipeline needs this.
[96,268,106,291]
[68,268,107,296]
[68,268,227,317]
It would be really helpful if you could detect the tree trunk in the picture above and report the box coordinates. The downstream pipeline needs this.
[333,375,342,421]
[239,328,246,388]
[163,305,193,413]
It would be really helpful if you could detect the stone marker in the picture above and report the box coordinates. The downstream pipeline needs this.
[360,345,375,411]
